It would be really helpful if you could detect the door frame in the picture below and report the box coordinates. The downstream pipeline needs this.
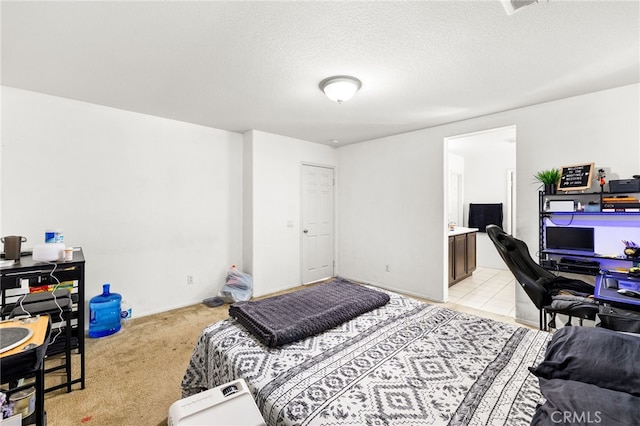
[300,162,336,284]
[444,125,517,299]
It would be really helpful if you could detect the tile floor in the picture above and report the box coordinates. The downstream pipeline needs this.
[448,267,516,317]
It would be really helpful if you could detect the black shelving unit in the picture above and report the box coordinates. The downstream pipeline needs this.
[1,248,86,393]
[538,191,640,275]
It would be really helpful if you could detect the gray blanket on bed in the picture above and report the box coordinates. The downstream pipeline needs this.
[228,277,390,347]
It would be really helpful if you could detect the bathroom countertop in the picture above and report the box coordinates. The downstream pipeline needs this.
[448,227,479,236]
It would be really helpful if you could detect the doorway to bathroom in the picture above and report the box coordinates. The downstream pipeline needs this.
[445,125,517,317]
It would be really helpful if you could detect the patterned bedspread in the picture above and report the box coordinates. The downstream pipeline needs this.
[182,287,550,425]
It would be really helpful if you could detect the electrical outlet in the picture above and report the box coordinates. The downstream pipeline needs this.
[187,275,194,285]
[385,265,390,272]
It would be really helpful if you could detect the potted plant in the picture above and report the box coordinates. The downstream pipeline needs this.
[534,168,561,194]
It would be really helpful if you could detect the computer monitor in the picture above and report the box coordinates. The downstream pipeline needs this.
[545,226,594,252]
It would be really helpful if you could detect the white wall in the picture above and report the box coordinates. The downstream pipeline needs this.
[337,133,438,300]
[337,84,639,326]
[466,148,515,270]
[1,87,244,319]
[0,87,3,238]
[3,84,638,328]
[245,130,338,296]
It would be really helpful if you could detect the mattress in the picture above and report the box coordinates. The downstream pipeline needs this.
[182,286,550,425]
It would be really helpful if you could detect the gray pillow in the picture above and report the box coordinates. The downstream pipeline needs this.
[531,378,640,426]
[529,326,640,396]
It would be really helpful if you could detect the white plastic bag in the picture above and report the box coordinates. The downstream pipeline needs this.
[219,265,253,302]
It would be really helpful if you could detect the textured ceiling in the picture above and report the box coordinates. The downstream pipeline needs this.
[2,1,639,146]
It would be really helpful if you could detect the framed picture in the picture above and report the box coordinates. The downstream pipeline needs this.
[558,162,595,191]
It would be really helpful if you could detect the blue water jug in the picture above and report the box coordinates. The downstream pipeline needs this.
[89,283,122,338]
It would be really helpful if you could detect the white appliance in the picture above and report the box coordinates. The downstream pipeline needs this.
[32,243,65,262]
[548,200,575,212]
[168,379,266,426]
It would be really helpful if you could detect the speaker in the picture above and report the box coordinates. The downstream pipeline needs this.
[609,179,640,193]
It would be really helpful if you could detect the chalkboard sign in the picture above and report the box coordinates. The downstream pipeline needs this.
[558,163,594,191]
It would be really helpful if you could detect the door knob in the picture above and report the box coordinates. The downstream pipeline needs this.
[303,229,309,233]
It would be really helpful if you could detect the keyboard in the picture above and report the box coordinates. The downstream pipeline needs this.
[559,257,600,267]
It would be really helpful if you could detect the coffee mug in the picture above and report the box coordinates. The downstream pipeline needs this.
[1,235,27,260]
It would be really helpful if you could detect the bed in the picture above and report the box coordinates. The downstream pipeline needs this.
[182,280,551,425]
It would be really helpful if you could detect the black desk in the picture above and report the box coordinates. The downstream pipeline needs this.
[595,271,640,333]
[1,248,86,392]
[595,271,640,310]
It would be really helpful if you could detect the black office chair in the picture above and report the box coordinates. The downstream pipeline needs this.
[486,225,598,330]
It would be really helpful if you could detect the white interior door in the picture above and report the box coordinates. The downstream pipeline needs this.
[448,171,463,227]
[301,165,334,284]
[506,169,516,235]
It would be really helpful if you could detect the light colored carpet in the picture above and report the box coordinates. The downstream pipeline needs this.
[43,284,530,425]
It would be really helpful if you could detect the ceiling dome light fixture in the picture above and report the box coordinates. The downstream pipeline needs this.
[501,0,538,15]
[319,75,362,104]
